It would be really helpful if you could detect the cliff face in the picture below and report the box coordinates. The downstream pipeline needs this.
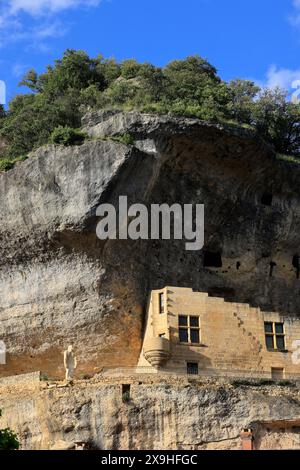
[1,111,300,378]
[1,374,300,450]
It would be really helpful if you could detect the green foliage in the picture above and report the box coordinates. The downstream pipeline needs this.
[231,378,296,388]
[50,126,87,146]
[40,373,49,382]
[227,79,260,125]
[112,133,135,145]
[1,49,300,162]
[253,88,300,157]
[0,159,14,172]
[0,155,28,172]
[276,153,300,164]
[0,410,20,450]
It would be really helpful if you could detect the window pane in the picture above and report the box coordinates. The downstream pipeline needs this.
[190,316,199,327]
[159,293,164,313]
[275,323,284,334]
[264,322,273,333]
[179,316,188,326]
[187,362,198,375]
[266,335,274,349]
[190,329,200,344]
[179,328,188,343]
[276,336,285,350]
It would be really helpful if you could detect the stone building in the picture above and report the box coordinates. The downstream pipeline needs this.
[137,287,300,379]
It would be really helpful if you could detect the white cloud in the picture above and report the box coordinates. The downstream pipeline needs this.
[8,0,101,16]
[289,0,300,26]
[265,65,300,90]
[0,0,101,49]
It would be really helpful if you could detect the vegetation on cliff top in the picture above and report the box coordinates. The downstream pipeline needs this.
[0,50,300,168]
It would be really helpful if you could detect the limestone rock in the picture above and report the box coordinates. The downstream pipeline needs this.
[1,375,300,450]
[1,111,300,379]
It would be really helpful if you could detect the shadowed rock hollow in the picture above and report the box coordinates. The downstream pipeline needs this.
[1,110,300,379]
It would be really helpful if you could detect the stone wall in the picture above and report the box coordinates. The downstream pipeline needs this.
[1,373,300,450]
[138,287,300,378]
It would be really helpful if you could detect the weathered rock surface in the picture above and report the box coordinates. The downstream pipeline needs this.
[1,111,300,379]
[1,374,300,450]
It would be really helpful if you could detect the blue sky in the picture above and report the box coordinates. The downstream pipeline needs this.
[1,0,300,103]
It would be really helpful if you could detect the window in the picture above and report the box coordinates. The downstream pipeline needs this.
[271,368,284,380]
[187,362,199,375]
[159,293,164,314]
[203,251,222,268]
[264,322,285,351]
[261,193,273,206]
[179,315,200,344]
[122,384,131,402]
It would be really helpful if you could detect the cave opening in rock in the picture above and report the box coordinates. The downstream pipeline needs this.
[236,262,241,270]
[203,251,223,268]
[292,255,300,279]
[261,193,273,206]
[122,384,131,402]
[269,262,277,277]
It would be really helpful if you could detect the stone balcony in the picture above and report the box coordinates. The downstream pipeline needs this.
[143,337,171,368]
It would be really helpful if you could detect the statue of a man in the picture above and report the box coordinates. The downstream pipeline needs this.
[64,345,77,382]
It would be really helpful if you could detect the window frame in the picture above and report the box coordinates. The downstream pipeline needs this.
[264,322,286,351]
[159,293,165,314]
[178,315,201,345]
[187,362,199,376]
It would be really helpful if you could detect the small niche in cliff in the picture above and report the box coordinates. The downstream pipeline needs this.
[292,255,300,279]
[269,262,277,277]
[236,262,241,270]
[203,251,223,268]
[122,384,131,403]
[261,193,273,206]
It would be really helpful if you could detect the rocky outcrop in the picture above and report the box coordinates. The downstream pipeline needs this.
[1,111,300,379]
[1,373,300,450]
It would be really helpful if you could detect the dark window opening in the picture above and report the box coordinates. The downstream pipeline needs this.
[179,328,188,343]
[265,322,285,351]
[159,293,164,314]
[187,362,199,375]
[261,193,273,206]
[190,329,200,344]
[236,262,241,270]
[122,384,131,402]
[266,335,274,349]
[178,315,200,344]
[203,251,222,268]
[269,262,276,277]
[190,316,199,327]
[293,255,300,279]
[179,315,188,326]
[276,336,285,350]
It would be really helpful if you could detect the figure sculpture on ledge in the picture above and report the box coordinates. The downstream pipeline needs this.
[64,345,77,382]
